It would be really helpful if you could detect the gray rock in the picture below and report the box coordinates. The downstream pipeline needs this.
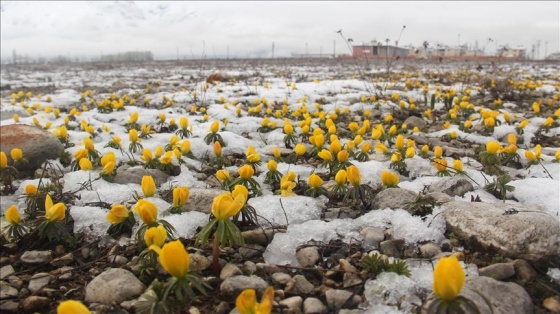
[372,188,418,210]
[428,177,474,197]
[462,276,533,314]
[0,266,14,280]
[285,275,315,295]
[279,296,303,313]
[21,296,50,312]
[85,268,145,304]
[182,189,224,214]
[220,263,243,280]
[7,277,22,290]
[512,259,537,283]
[360,227,385,250]
[28,273,52,293]
[0,281,18,299]
[297,247,321,268]
[325,289,361,310]
[478,263,515,281]
[189,254,212,272]
[113,165,169,186]
[108,255,128,265]
[272,272,292,286]
[379,239,404,258]
[403,116,427,130]
[304,297,328,314]
[0,124,64,172]
[20,250,53,264]
[238,244,264,259]
[220,275,268,300]
[242,261,257,276]
[425,192,454,204]
[242,229,278,246]
[442,201,560,261]
[58,266,74,281]
[50,253,74,267]
[0,300,19,312]
[419,243,442,258]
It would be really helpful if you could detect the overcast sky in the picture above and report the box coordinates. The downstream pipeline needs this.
[1,1,558,61]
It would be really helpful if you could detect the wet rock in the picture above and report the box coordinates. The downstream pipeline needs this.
[303,297,328,314]
[220,276,268,300]
[183,189,223,214]
[478,263,515,281]
[285,275,315,295]
[0,124,64,172]
[512,259,537,283]
[21,296,50,312]
[0,266,14,280]
[325,289,361,310]
[113,165,169,186]
[279,296,303,313]
[20,250,53,264]
[220,264,242,280]
[372,188,418,210]
[428,177,474,197]
[296,247,320,268]
[442,201,559,262]
[85,268,145,304]
[28,273,52,293]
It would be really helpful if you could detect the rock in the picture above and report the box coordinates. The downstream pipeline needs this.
[0,281,18,299]
[543,296,560,313]
[7,277,22,290]
[220,276,268,300]
[425,192,454,204]
[279,296,303,313]
[379,239,404,258]
[324,207,361,221]
[304,297,328,314]
[108,255,128,265]
[372,188,418,210]
[462,276,533,314]
[428,177,474,197]
[403,116,427,130]
[113,165,169,186]
[21,296,50,312]
[442,201,560,262]
[206,72,229,84]
[272,273,292,286]
[0,266,14,280]
[242,229,278,246]
[296,247,321,267]
[419,242,442,258]
[0,124,65,172]
[512,259,537,283]
[478,263,515,281]
[325,289,361,310]
[242,261,257,276]
[189,253,212,272]
[183,189,223,214]
[360,227,385,250]
[220,264,243,280]
[58,267,74,281]
[238,244,264,259]
[0,300,19,312]
[28,273,52,293]
[85,268,145,304]
[285,275,315,295]
[50,253,74,267]
[20,250,53,264]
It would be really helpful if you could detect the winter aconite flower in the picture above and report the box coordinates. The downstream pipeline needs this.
[238,164,255,180]
[5,205,21,225]
[236,286,275,314]
[433,256,465,301]
[0,151,7,169]
[159,240,190,278]
[145,224,167,249]
[486,141,500,155]
[106,204,130,224]
[141,175,156,197]
[57,300,90,314]
[346,165,361,187]
[212,192,246,220]
[44,194,65,222]
[10,148,23,162]
[380,170,399,188]
[135,199,158,224]
[172,186,190,209]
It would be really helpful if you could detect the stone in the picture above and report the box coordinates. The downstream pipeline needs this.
[372,188,418,210]
[272,273,292,286]
[58,267,74,281]
[403,116,427,130]
[379,239,405,258]
[112,165,169,186]
[0,300,19,312]
[238,244,264,259]
[220,263,243,280]
[325,289,361,310]
[20,250,53,264]
[343,272,363,288]
[478,263,515,281]
[242,229,279,246]
[50,253,74,267]
[543,296,560,313]
[425,192,454,204]
[428,177,474,197]
[7,277,22,290]
[442,201,560,262]
[108,255,128,265]
[85,268,145,304]
[285,275,315,295]
[21,296,50,312]
[182,189,224,214]
[360,227,385,245]
[279,296,303,313]
[0,266,14,280]
[219,275,268,300]
[242,261,257,276]
[419,242,442,258]
[0,124,65,172]
[460,276,533,314]
[512,259,537,283]
[189,254,211,272]
[303,297,328,314]
[0,281,18,299]
[296,247,321,268]
[28,273,52,293]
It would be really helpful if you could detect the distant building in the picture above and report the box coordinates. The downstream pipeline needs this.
[352,43,411,58]
[500,46,526,59]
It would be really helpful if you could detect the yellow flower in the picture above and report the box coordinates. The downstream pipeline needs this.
[346,165,361,187]
[145,225,167,249]
[555,149,560,161]
[294,144,306,156]
[535,144,542,158]
[318,149,333,162]
[232,184,249,201]
[246,146,261,163]
[101,153,116,167]
[283,123,294,135]
[129,112,139,123]
[337,150,349,163]
[380,170,399,187]
[238,164,254,180]
[210,121,220,133]
[135,199,158,224]
[433,256,465,301]
[74,149,88,161]
[507,133,517,145]
[173,186,190,208]
[159,240,190,278]
[0,151,6,169]
[236,286,274,314]
[180,117,189,129]
[160,151,173,165]
[395,135,404,150]
[452,159,463,172]
[13,114,19,122]
[272,147,281,159]
[434,158,448,172]
[57,300,90,314]
[141,176,156,197]
[335,169,348,185]
[434,146,443,158]
[106,204,129,224]
[154,146,164,158]
[141,149,153,163]
[486,141,500,155]
[525,150,536,162]
[329,140,342,155]
[45,194,66,222]
[375,142,389,154]
[25,184,38,195]
[308,174,323,189]
[518,120,528,129]
[212,192,246,220]
[361,142,371,154]
[5,205,21,225]
[10,148,23,161]
[129,129,139,142]
[83,138,94,152]
[214,141,222,157]
[267,160,278,172]
[102,161,115,175]
[79,158,93,170]
[216,169,230,182]
[181,140,191,155]
[405,147,415,159]
[280,179,297,196]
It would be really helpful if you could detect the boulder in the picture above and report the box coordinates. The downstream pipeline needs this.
[112,165,169,186]
[85,268,145,304]
[372,188,418,210]
[183,189,224,214]
[428,177,474,197]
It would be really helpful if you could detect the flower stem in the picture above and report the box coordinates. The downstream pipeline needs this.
[213,234,220,276]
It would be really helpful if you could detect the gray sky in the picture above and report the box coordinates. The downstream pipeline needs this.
[1,1,558,61]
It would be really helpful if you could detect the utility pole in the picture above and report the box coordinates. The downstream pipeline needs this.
[272,42,275,59]
[333,40,336,58]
